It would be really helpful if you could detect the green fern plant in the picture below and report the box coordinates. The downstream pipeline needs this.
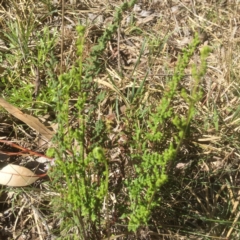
[49,1,137,238]
[125,34,211,231]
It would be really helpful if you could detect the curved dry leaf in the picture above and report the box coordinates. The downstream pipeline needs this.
[0,97,54,141]
[0,164,39,187]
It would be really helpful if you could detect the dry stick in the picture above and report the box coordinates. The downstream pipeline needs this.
[117,26,122,74]
[225,184,240,238]
[227,211,240,238]
[0,140,53,159]
[32,204,51,239]
[32,206,44,240]
[33,66,40,98]
[61,0,65,75]
[13,200,29,239]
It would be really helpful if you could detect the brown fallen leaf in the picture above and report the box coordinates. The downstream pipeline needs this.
[0,97,54,141]
[0,164,40,187]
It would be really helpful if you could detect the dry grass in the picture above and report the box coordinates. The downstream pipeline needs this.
[0,0,240,239]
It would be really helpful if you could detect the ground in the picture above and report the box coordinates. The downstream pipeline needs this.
[0,0,240,239]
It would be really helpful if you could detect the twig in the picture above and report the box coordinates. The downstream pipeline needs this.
[0,140,53,159]
[117,26,122,74]
[61,0,65,74]
[13,199,29,239]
